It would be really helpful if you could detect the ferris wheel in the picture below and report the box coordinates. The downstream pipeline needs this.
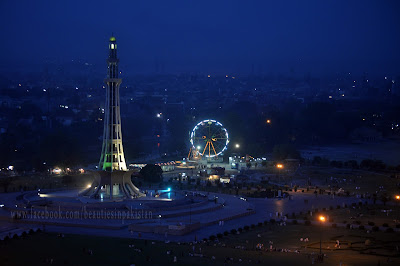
[189,119,229,158]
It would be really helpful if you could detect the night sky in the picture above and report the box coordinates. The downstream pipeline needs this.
[1,0,399,75]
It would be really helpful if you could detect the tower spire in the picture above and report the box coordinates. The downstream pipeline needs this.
[99,35,126,172]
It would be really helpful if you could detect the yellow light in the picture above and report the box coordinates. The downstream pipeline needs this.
[319,216,326,222]
[396,195,400,200]
[207,75,211,78]
[276,164,283,169]
[266,119,271,124]
[87,184,91,188]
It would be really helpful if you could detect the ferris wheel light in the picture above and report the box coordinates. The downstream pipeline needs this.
[190,119,229,158]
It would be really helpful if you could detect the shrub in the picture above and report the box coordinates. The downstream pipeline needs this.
[269,219,276,224]
[251,224,255,229]
[305,220,311,226]
[385,228,394,233]
[372,226,379,232]
[244,225,250,231]
[209,235,216,241]
[329,206,333,210]
[258,222,263,227]
[382,223,389,227]
[336,205,341,209]
[355,221,362,225]
[359,225,365,230]
[368,221,375,226]
[223,231,229,236]
[238,228,243,232]
[217,233,223,239]
[202,238,208,242]
[346,224,351,229]
[264,221,268,225]
[331,223,337,228]
[292,219,298,224]
[322,208,326,211]
[230,229,237,234]
[291,212,296,219]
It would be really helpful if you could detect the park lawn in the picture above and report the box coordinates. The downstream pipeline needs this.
[297,166,399,196]
[1,222,399,266]
[315,203,400,228]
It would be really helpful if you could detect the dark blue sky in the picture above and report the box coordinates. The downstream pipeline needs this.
[1,0,399,75]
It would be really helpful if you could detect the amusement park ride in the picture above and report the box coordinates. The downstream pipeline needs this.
[187,119,229,162]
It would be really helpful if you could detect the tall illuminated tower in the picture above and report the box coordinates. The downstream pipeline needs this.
[83,36,144,200]
[99,36,127,171]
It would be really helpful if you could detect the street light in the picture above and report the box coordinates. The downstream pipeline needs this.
[319,215,326,257]
[276,164,283,184]
[235,144,240,148]
[395,195,400,225]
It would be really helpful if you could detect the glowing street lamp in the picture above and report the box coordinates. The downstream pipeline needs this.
[396,195,400,224]
[319,215,326,256]
[235,143,240,148]
[276,164,283,183]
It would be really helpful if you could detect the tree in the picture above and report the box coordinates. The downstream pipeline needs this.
[272,144,301,160]
[62,175,74,187]
[0,177,12,193]
[345,160,358,169]
[139,164,163,183]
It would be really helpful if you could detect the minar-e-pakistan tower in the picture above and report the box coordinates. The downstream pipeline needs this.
[99,36,126,171]
[84,36,144,200]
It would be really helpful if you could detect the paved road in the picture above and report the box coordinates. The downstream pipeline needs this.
[0,191,368,242]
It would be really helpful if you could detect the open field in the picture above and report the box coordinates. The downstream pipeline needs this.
[1,222,399,265]
[321,203,400,229]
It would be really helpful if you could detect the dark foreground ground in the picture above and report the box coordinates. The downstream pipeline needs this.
[1,222,399,266]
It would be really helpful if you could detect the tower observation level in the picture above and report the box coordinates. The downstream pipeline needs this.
[99,36,127,171]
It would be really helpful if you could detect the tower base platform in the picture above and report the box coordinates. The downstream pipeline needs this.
[81,170,145,200]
